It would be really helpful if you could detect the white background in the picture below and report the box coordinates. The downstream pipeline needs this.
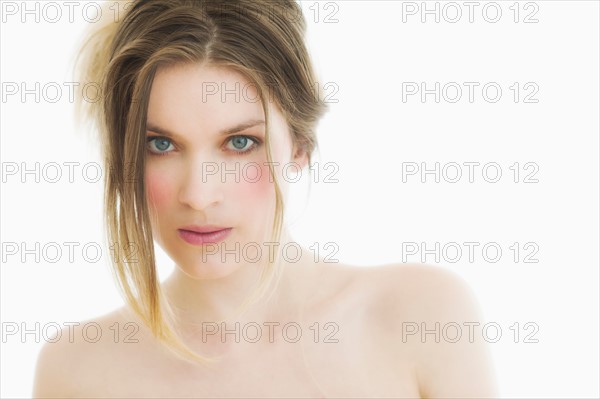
[1,0,599,397]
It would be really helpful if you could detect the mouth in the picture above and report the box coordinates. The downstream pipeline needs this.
[177,226,232,246]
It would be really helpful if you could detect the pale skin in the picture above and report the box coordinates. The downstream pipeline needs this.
[32,64,499,398]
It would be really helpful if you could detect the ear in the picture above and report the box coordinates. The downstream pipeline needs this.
[292,144,309,169]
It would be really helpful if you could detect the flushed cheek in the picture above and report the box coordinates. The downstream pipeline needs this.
[145,167,175,218]
[234,162,276,208]
[250,162,277,195]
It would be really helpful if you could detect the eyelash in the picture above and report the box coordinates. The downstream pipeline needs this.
[146,135,262,157]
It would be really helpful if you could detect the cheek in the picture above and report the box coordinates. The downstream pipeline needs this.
[236,135,294,205]
[145,166,174,211]
[234,162,276,203]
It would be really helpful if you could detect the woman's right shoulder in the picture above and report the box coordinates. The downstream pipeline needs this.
[32,306,142,398]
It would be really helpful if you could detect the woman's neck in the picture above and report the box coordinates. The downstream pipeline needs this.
[160,240,317,334]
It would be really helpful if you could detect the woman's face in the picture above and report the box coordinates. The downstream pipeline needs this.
[144,63,302,280]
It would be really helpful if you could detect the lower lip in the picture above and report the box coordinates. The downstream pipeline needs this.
[178,228,232,245]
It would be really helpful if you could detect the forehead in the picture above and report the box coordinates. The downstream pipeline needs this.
[147,63,266,135]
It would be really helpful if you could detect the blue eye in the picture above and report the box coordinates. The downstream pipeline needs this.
[147,137,174,155]
[225,135,261,154]
[146,135,262,156]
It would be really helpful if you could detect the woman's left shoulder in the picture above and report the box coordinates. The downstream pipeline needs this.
[308,260,484,325]
[345,263,499,397]
[342,262,485,322]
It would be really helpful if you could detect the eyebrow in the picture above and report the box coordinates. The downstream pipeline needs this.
[146,120,265,138]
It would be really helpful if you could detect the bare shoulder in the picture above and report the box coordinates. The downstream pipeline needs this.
[344,262,499,398]
[362,262,483,316]
[299,259,484,331]
[32,306,142,398]
[326,261,479,315]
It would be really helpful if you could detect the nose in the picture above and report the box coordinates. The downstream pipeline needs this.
[178,159,224,211]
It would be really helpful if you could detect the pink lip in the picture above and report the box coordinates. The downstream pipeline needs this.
[178,227,232,245]
[180,225,230,233]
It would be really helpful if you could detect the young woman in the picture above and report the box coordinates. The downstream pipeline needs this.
[33,0,498,397]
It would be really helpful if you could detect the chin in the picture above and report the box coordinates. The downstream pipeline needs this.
[177,264,241,281]
[175,254,244,280]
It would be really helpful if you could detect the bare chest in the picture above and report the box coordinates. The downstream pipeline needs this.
[76,314,419,398]
[72,266,421,397]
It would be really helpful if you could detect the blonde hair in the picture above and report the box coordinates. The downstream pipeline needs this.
[74,0,328,364]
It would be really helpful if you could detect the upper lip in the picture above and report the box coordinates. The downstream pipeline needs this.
[179,225,231,234]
